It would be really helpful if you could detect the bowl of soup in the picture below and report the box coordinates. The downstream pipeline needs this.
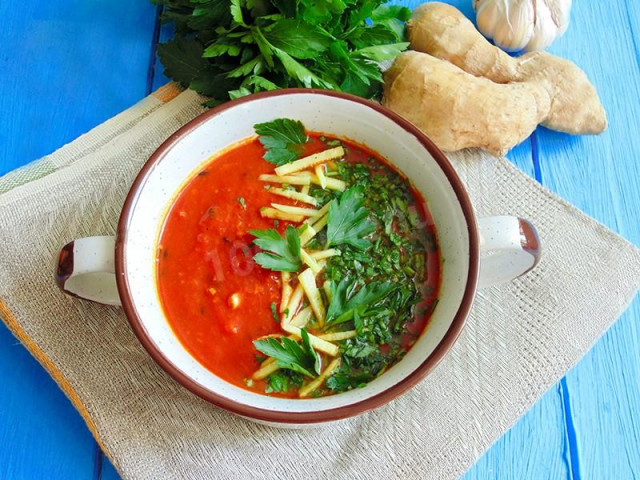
[56,89,540,425]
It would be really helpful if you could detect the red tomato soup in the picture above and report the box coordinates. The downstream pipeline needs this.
[157,132,440,398]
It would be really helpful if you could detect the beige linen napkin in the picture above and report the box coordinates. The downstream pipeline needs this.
[1,86,639,480]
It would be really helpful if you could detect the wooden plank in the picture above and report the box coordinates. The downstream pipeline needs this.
[464,387,570,479]
[0,325,96,479]
[147,5,167,94]
[0,0,158,478]
[533,0,640,478]
[100,457,121,480]
[151,17,173,92]
[0,0,157,175]
[3,1,636,479]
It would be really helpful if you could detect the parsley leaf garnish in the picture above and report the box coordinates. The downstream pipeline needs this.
[300,328,321,376]
[250,225,302,272]
[266,371,290,393]
[253,329,321,377]
[254,118,307,166]
[326,277,395,325]
[265,370,303,393]
[327,186,375,250]
[325,345,387,392]
[326,371,371,391]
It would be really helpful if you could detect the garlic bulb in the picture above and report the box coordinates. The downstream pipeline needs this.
[473,0,572,52]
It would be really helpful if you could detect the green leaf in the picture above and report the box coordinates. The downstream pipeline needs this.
[353,57,383,83]
[353,308,364,333]
[226,56,263,78]
[233,74,281,97]
[325,352,384,391]
[264,19,333,59]
[254,118,307,166]
[265,370,290,393]
[256,13,284,22]
[189,1,233,31]
[371,5,411,22]
[326,277,395,325]
[157,38,207,85]
[272,47,335,89]
[203,41,242,57]
[253,329,318,377]
[270,302,279,322]
[371,18,406,42]
[266,148,298,165]
[355,42,409,62]
[271,0,298,17]
[160,10,195,35]
[370,6,410,43]
[250,225,302,272]
[255,118,306,146]
[346,0,378,29]
[325,277,353,323]
[327,186,375,250]
[252,26,275,68]
[326,371,370,391]
[189,72,240,98]
[300,0,347,24]
[348,281,395,314]
[240,33,255,44]
[239,46,255,64]
[156,0,410,101]
[340,70,377,97]
[351,24,399,48]
[301,329,321,375]
[229,87,252,99]
[230,0,246,25]
[329,41,370,85]
[244,75,279,91]
[344,341,378,359]
[265,369,304,393]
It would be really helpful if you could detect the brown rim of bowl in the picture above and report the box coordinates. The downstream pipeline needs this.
[115,88,479,424]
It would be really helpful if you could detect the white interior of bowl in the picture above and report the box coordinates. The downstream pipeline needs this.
[122,93,471,413]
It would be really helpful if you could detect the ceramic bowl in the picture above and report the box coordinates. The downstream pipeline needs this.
[56,89,540,426]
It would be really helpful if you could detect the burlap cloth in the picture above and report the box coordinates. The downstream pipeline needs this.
[1,85,639,480]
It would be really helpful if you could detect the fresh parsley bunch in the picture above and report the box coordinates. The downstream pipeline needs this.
[154,0,411,105]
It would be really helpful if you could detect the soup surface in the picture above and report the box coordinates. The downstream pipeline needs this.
[157,119,440,398]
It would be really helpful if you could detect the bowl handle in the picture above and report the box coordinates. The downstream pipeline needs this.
[477,216,541,289]
[54,236,121,306]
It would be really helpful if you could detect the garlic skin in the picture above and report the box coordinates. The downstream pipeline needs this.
[473,0,572,52]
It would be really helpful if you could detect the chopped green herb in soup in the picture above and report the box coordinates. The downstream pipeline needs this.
[157,118,440,399]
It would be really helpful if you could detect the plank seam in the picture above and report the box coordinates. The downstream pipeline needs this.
[146,5,164,96]
[559,379,582,480]
[531,131,543,183]
[533,131,582,480]
[623,1,640,73]
[94,443,104,480]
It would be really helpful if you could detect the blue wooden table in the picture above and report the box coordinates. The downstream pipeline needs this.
[1,1,638,478]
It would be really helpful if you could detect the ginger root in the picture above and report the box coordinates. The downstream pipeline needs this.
[408,2,607,135]
[383,51,551,156]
